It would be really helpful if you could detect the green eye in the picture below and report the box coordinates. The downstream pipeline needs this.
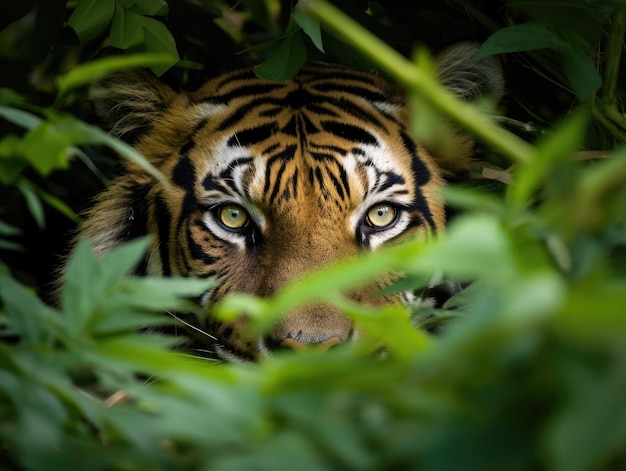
[217,204,249,230]
[365,203,397,228]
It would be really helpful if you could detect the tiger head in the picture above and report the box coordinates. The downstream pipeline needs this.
[79,42,503,361]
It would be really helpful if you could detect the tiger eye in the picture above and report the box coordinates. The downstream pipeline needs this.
[366,203,396,228]
[218,204,249,230]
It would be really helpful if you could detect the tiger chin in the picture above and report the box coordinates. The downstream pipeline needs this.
[68,42,503,362]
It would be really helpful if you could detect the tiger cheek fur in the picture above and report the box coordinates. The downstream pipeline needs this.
[74,42,503,362]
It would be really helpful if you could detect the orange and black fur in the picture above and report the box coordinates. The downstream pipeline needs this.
[71,42,503,361]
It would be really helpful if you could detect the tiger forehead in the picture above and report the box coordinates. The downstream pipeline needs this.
[187,66,407,143]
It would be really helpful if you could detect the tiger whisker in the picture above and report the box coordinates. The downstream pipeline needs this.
[166,311,218,341]
[180,353,221,362]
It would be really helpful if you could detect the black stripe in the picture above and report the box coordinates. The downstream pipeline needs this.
[312,82,391,105]
[214,68,257,89]
[217,96,281,131]
[310,151,337,162]
[412,188,435,230]
[289,169,299,199]
[379,171,406,192]
[202,177,229,193]
[219,157,253,179]
[197,83,281,105]
[301,113,321,134]
[338,165,351,199]
[154,196,172,276]
[172,154,196,189]
[187,225,218,265]
[306,103,338,117]
[321,121,378,145]
[314,167,326,196]
[309,143,348,156]
[227,123,277,147]
[263,145,296,197]
[281,116,297,137]
[326,169,345,201]
[269,163,286,203]
[410,156,431,187]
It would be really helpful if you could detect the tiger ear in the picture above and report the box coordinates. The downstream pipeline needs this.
[426,42,504,180]
[90,69,179,141]
[435,41,504,103]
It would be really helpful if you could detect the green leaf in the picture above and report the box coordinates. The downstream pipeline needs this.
[91,277,212,336]
[0,372,69,450]
[16,179,45,229]
[545,358,626,471]
[110,6,145,50]
[118,0,169,16]
[56,53,175,102]
[560,48,602,102]
[66,0,116,43]
[475,22,566,58]
[29,183,80,224]
[0,88,26,106]
[20,122,71,175]
[0,272,61,344]
[129,16,180,76]
[507,110,588,211]
[0,105,43,130]
[0,220,21,237]
[0,134,27,184]
[293,9,324,52]
[62,238,151,338]
[0,239,24,251]
[254,30,308,82]
[413,215,515,281]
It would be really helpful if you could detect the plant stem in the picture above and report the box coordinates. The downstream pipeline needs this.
[602,8,625,106]
[298,0,534,164]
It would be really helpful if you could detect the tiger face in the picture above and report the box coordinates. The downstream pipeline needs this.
[79,43,502,361]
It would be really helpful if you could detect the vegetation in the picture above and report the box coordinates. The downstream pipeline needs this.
[1,0,625,469]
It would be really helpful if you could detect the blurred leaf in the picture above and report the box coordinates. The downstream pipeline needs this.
[560,48,602,102]
[110,6,145,50]
[0,134,27,184]
[254,30,307,82]
[129,16,179,76]
[441,185,505,215]
[67,0,116,43]
[0,88,25,106]
[507,110,588,211]
[293,9,324,52]
[476,22,566,58]
[56,53,175,102]
[0,371,68,450]
[62,238,151,338]
[556,279,626,344]
[0,105,43,130]
[0,219,21,237]
[343,301,432,359]
[20,121,72,175]
[118,0,169,16]
[16,179,45,229]
[0,240,23,251]
[414,215,515,281]
[545,355,626,471]
[92,277,212,335]
[0,272,62,344]
[30,183,80,223]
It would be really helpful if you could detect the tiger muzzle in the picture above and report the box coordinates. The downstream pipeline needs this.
[263,303,352,352]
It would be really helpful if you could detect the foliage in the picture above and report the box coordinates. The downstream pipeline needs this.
[1,0,626,470]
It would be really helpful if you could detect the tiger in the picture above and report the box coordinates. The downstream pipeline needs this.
[75,42,503,362]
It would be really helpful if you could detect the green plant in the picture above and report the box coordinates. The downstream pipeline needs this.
[1,1,625,470]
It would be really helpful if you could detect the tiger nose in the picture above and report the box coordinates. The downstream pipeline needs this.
[279,336,343,351]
